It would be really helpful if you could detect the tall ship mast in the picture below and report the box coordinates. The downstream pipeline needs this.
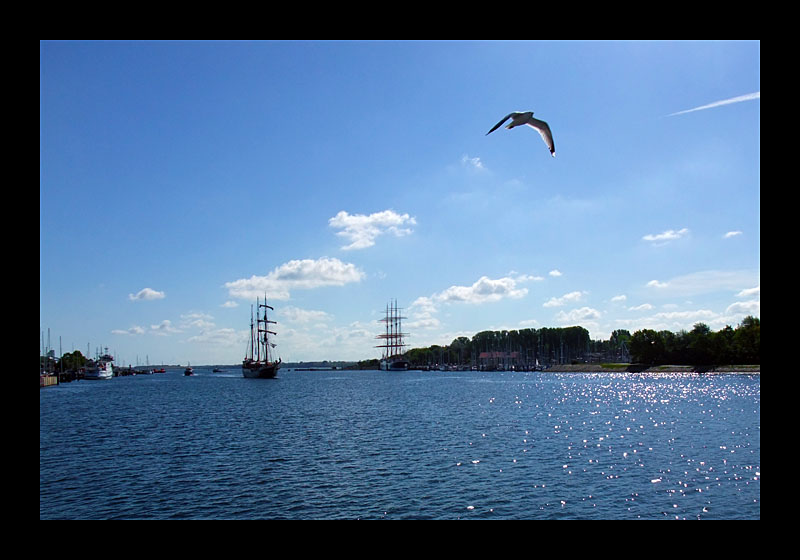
[242,295,281,379]
[376,299,409,371]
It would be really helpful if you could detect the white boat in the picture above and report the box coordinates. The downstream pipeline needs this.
[376,300,409,371]
[242,296,281,379]
[84,350,114,380]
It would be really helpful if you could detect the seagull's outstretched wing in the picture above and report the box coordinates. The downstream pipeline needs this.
[526,117,555,157]
[486,113,513,135]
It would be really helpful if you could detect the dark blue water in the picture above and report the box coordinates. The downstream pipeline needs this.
[40,368,759,519]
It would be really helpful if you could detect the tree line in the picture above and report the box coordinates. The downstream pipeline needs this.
[41,317,760,372]
[403,325,610,369]
[40,349,87,373]
[628,316,759,365]
[396,316,759,368]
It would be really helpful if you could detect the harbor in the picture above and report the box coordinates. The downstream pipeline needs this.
[40,41,760,520]
[39,365,171,387]
[40,310,761,387]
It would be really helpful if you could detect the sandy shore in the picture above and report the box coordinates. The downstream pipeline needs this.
[544,364,760,374]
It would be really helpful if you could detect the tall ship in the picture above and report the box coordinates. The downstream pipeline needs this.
[84,348,114,380]
[376,300,409,370]
[243,296,281,379]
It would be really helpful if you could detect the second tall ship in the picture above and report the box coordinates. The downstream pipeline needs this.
[376,299,409,370]
[243,296,281,379]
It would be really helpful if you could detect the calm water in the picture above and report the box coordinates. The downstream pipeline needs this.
[40,368,759,519]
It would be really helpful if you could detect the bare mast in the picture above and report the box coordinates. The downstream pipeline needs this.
[376,299,407,361]
[257,295,277,363]
[249,304,255,362]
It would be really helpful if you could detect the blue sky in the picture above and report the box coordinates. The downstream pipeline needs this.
[40,40,760,365]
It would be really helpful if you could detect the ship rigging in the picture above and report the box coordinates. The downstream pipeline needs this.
[376,299,409,370]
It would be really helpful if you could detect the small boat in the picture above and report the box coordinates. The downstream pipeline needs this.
[212,367,225,373]
[184,364,194,376]
[84,349,114,380]
[242,296,281,379]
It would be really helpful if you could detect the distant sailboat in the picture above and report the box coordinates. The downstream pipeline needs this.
[242,296,281,379]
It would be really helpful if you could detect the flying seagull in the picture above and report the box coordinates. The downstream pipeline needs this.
[486,111,555,157]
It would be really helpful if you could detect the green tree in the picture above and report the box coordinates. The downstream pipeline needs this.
[59,350,86,371]
[609,329,631,358]
[399,318,759,370]
[733,316,760,363]
[711,325,736,364]
[687,323,713,365]
[630,329,664,364]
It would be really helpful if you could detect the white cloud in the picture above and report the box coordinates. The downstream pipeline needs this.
[611,294,627,302]
[645,270,758,297]
[221,300,238,308]
[185,328,245,347]
[642,228,689,244]
[434,275,528,305]
[128,287,165,301]
[329,209,416,250]
[411,296,438,315]
[726,300,760,316]
[281,306,332,324]
[112,326,146,336]
[225,257,364,300]
[724,230,743,239]
[549,269,563,277]
[181,313,215,330]
[613,290,759,334]
[543,291,586,308]
[628,303,654,311]
[555,307,602,323]
[737,286,760,298]
[515,273,544,283]
[279,321,376,362]
[651,309,717,322]
[728,286,760,317]
[668,91,760,117]
[407,296,441,330]
[151,319,181,336]
[460,154,486,171]
[406,275,529,334]
[407,316,441,330]
[613,309,717,333]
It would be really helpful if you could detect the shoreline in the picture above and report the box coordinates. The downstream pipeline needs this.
[543,363,760,374]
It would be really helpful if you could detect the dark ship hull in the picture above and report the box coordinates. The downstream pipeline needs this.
[243,296,281,379]
[242,359,281,379]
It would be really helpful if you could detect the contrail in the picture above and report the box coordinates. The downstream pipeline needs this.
[668,91,760,117]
